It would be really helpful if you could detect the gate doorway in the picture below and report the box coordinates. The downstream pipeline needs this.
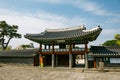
[57,54,69,67]
[44,54,52,66]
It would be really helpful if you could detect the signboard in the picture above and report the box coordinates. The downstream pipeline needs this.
[57,40,65,43]
[76,59,85,64]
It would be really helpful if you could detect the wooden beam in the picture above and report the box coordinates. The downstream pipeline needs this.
[40,43,42,54]
[69,43,72,54]
[41,51,85,54]
[52,42,54,54]
[85,43,88,53]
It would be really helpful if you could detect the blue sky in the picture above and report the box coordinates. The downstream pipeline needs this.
[0,0,120,48]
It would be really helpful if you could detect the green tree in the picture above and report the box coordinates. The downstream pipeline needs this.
[116,40,120,46]
[102,34,120,46]
[21,44,31,49]
[102,40,117,46]
[115,34,120,46]
[0,21,21,50]
[115,34,120,40]
[20,43,34,49]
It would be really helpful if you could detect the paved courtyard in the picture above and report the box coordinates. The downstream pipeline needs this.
[0,64,120,80]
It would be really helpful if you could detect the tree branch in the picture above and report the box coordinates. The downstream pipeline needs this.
[3,37,12,50]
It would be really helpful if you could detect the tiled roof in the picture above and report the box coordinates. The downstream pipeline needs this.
[0,49,38,57]
[24,26,102,44]
[90,46,120,57]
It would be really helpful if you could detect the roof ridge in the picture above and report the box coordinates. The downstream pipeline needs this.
[83,26,101,32]
[46,25,86,32]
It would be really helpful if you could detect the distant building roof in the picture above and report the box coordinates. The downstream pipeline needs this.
[90,46,120,57]
[0,49,38,58]
[24,25,102,44]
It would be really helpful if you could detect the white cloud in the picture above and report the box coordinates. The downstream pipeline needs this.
[34,0,62,4]
[0,7,118,48]
[0,8,88,48]
[70,0,112,16]
[0,8,68,33]
[34,0,116,16]
[89,29,120,46]
[100,29,120,42]
[0,8,67,48]
[107,15,120,24]
[102,29,120,35]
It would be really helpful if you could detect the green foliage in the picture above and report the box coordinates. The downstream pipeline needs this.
[115,34,120,40]
[0,21,22,50]
[116,40,120,45]
[0,46,12,51]
[102,40,117,46]
[21,44,31,49]
[102,34,120,46]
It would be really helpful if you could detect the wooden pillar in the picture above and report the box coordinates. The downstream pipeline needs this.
[94,58,97,68]
[45,44,47,49]
[40,43,42,53]
[85,43,88,69]
[69,43,72,54]
[49,44,51,49]
[39,43,44,67]
[69,54,73,68]
[73,44,75,48]
[40,56,44,67]
[52,42,55,68]
[85,43,88,54]
[69,43,73,68]
[56,55,58,66]
[34,43,42,66]
[44,56,46,66]
[81,55,83,59]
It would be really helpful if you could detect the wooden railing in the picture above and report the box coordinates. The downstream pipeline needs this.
[40,48,85,54]
[42,48,84,52]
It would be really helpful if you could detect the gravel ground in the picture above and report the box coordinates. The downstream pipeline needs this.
[0,64,120,80]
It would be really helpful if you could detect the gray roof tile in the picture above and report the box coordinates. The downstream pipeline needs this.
[0,49,38,57]
[90,46,120,57]
[24,26,102,44]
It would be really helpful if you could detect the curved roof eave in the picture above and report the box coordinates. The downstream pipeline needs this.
[24,26,102,43]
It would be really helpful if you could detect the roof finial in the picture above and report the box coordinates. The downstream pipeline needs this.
[98,25,100,27]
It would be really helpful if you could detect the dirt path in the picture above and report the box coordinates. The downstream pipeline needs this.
[0,64,120,80]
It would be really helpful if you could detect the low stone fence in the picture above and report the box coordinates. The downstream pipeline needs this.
[0,57,34,65]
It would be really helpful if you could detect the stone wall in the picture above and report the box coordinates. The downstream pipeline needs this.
[0,57,34,65]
